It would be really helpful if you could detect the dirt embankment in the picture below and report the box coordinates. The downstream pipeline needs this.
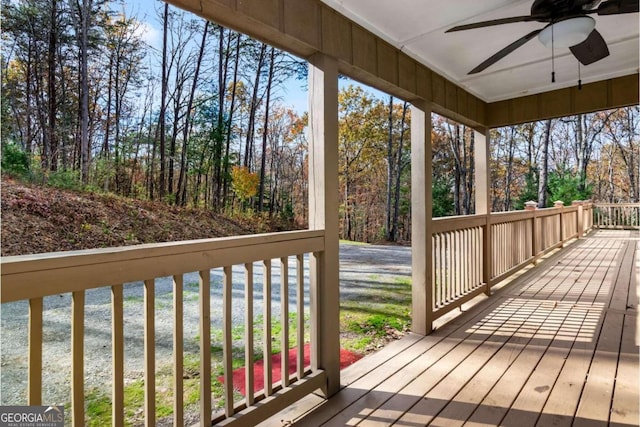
[1,179,288,256]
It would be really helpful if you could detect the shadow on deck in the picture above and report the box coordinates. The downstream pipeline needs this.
[264,230,639,426]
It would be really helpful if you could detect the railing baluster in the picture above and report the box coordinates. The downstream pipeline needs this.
[447,232,453,302]
[199,270,211,425]
[464,229,470,293]
[296,254,304,380]
[111,285,124,427]
[456,230,462,298]
[72,291,85,426]
[457,230,462,297]
[144,279,156,427]
[173,275,184,427]
[438,234,443,308]
[245,263,255,406]
[433,235,438,308]
[28,297,43,406]
[281,257,290,387]
[444,233,448,304]
[223,266,234,416]
[263,259,273,396]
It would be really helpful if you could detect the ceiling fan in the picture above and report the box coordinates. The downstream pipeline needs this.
[446,0,639,75]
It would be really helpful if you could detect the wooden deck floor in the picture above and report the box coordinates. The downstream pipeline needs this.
[265,230,639,427]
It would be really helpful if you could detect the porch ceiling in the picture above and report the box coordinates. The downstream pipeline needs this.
[320,0,639,103]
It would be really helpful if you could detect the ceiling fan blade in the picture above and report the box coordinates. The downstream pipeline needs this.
[468,29,542,74]
[446,15,547,33]
[597,0,639,14]
[570,29,610,65]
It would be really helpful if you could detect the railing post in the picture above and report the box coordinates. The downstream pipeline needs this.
[554,200,565,246]
[474,128,492,296]
[525,201,538,262]
[308,52,340,397]
[573,200,584,236]
[410,100,433,335]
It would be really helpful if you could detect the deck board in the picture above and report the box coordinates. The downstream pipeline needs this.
[267,230,639,427]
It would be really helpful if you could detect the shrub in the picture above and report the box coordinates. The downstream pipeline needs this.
[47,169,82,191]
[1,142,29,177]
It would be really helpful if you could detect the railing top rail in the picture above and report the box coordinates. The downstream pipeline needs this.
[1,230,325,303]
[594,203,640,207]
[535,206,563,217]
[490,210,534,224]
[432,214,487,233]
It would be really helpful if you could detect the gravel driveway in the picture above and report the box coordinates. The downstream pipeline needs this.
[0,242,411,409]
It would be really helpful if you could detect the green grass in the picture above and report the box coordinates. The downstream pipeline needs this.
[339,239,370,246]
[83,311,313,425]
[339,272,412,353]
[83,271,409,424]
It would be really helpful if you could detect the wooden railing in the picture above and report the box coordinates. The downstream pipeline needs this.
[1,230,326,427]
[593,203,640,229]
[431,215,486,318]
[429,201,592,323]
[2,200,613,423]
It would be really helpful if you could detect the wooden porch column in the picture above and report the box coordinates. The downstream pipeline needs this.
[411,101,433,335]
[474,128,492,295]
[308,52,340,396]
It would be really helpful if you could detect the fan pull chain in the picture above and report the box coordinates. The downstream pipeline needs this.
[578,61,582,90]
[551,23,555,83]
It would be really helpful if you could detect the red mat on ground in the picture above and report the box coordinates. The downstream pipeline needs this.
[217,343,361,396]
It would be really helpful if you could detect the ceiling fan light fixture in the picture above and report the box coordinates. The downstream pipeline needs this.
[538,16,596,48]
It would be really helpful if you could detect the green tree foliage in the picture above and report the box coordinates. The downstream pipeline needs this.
[432,177,454,217]
[1,142,30,177]
[547,170,593,206]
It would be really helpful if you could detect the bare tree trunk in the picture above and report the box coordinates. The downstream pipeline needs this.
[222,34,242,207]
[213,25,227,207]
[504,127,516,210]
[158,3,169,198]
[243,42,267,170]
[25,40,33,156]
[538,119,552,208]
[391,102,408,240]
[465,128,474,214]
[385,95,394,240]
[47,0,58,172]
[102,54,113,164]
[451,124,463,214]
[176,20,209,206]
[77,0,91,184]
[258,46,275,211]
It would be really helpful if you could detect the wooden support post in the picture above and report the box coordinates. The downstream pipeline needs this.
[573,200,584,236]
[474,128,492,295]
[71,291,85,427]
[525,201,538,262]
[555,201,565,246]
[28,297,43,406]
[308,52,340,397]
[411,101,433,335]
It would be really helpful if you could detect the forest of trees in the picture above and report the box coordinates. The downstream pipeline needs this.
[2,1,639,244]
